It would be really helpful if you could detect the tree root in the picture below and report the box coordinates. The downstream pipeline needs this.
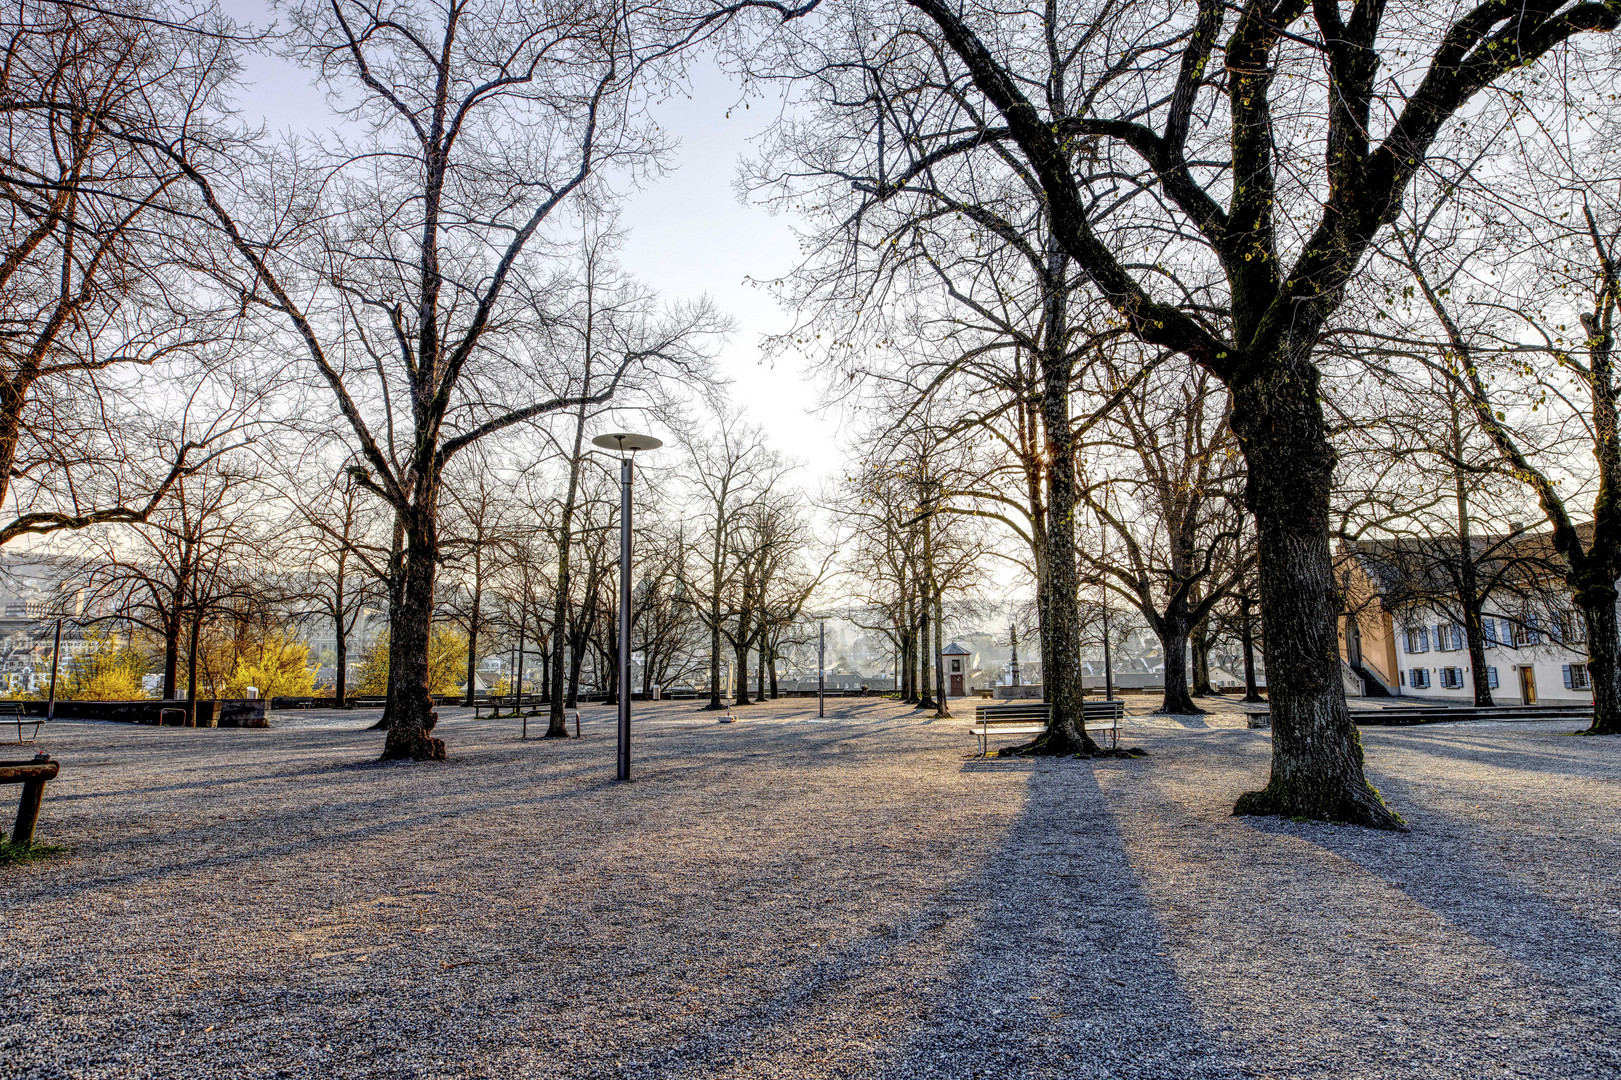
[1233,780,1407,830]
[380,732,447,761]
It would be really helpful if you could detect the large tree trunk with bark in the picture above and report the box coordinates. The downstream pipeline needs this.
[1577,583,1621,735]
[1157,606,1199,715]
[1018,308,1096,753]
[1229,369,1402,828]
[382,515,445,761]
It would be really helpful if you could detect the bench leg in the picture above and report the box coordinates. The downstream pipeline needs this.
[11,777,45,846]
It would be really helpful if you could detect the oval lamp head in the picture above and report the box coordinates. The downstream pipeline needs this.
[591,432,663,453]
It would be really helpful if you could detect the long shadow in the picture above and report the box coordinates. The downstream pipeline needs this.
[1244,739,1621,1076]
[1298,762,1621,1008]
[1362,724,1604,778]
[18,715,935,904]
[599,759,1243,1079]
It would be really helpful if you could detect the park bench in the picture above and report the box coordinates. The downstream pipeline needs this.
[967,700,1126,756]
[475,693,545,718]
[1,752,58,846]
[0,702,42,744]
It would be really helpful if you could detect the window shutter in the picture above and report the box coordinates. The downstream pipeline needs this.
[1563,665,1573,689]
[1418,627,1429,652]
[1487,666,1499,689]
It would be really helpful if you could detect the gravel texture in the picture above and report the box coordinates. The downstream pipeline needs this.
[1,698,1617,1079]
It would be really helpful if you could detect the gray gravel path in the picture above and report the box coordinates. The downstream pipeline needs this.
[2,699,1617,1079]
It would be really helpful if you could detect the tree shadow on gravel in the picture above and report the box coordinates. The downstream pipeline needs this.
[1355,725,1609,777]
[618,761,1245,1080]
[4,757,621,905]
[1294,751,1621,1005]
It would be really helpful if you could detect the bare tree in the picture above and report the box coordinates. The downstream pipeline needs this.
[736,0,1621,825]
[1081,359,1250,714]
[0,1,245,545]
[136,0,729,759]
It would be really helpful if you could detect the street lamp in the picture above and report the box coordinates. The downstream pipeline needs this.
[592,431,663,781]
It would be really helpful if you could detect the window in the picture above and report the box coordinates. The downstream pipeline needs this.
[1404,626,1430,654]
[1487,666,1500,689]
[1409,668,1431,689]
[1511,618,1541,648]
[1562,611,1588,644]
[1435,623,1463,651]
[950,659,962,673]
[1440,667,1465,689]
[1564,664,1591,691]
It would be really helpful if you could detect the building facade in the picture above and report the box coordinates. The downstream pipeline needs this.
[1338,546,1595,705]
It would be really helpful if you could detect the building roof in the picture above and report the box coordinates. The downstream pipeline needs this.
[942,641,970,655]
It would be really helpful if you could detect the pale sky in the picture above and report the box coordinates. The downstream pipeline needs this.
[225,4,845,485]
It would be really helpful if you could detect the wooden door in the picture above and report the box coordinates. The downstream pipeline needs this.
[950,673,964,697]
[1519,666,1537,705]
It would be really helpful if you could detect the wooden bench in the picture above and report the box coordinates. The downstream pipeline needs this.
[2,752,58,846]
[0,702,41,744]
[475,694,546,718]
[966,700,1126,756]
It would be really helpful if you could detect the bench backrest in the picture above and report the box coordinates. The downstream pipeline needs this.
[0,702,24,717]
[974,703,1051,722]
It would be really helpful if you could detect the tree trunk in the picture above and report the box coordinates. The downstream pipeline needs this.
[916,598,934,709]
[769,651,779,699]
[1157,609,1200,715]
[1229,371,1403,828]
[1462,605,1494,708]
[1191,622,1216,696]
[370,515,405,729]
[463,579,481,708]
[185,612,201,726]
[334,614,348,707]
[1452,419,1494,707]
[755,643,764,701]
[704,615,724,710]
[1005,248,1100,752]
[162,616,180,702]
[1577,583,1621,735]
[546,589,573,734]
[382,513,445,761]
[566,629,586,708]
[733,639,751,705]
[1240,594,1263,703]
[541,642,552,704]
[933,584,951,719]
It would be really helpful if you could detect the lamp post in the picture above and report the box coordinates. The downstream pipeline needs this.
[592,432,662,781]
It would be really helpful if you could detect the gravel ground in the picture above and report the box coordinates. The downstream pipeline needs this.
[2,698,1617,1079]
